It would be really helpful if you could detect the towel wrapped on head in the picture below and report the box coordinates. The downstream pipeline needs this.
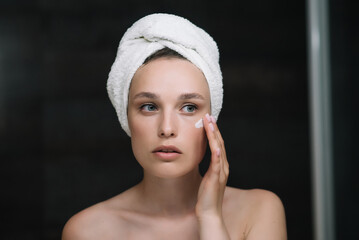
[107,13,223,136]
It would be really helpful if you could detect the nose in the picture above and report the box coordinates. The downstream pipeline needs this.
[158,110,177,138]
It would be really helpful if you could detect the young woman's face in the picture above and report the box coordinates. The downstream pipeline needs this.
[127,58,211,178]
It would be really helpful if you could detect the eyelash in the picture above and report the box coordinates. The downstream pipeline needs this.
[182,104,197,113]
[140,103,158,112]
[139,103,198,113]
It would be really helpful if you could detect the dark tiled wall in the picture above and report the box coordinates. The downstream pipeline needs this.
[0,1,310,239]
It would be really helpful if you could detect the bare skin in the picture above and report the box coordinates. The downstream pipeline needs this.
[62,58,287,240]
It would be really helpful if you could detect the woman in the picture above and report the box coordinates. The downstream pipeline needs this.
[62,14,287,240]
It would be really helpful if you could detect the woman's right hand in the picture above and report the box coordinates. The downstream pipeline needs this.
[195,113,230,240]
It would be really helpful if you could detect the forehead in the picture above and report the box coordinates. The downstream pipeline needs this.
[129,58,210,99]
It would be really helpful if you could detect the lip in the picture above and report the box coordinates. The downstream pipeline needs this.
[152,145,182,160]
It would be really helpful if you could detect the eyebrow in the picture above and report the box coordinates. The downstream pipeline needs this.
[133,92,159,100]
[178,93,205,100]
[132,92,205,100]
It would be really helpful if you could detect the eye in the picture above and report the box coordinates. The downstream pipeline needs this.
[140,104,157,112]
[182,104,197,113]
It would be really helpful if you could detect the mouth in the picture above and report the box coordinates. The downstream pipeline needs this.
[152,145,182,154]
[152,145,182,160]
[157,149,177,153]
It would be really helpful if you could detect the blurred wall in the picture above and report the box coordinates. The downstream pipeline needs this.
[0,0,311,239]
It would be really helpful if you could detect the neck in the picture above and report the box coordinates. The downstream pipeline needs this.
[137,168,202,216]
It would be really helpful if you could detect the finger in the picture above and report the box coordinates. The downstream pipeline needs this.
[203,115,225,176]
[208,116,225,159]
[204,116,228,214]
[210,118,229,176]
[204,114,229,188]
[202,116,223,188]
[217,148,226,184]
[203,114,221,163]
[209,120,229,186]
[211,118,226,159]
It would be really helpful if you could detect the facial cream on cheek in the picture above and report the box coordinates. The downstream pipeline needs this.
[195,118,203,128]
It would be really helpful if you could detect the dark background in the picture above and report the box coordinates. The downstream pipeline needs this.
[0,0,357,239]
[330,0,359,239]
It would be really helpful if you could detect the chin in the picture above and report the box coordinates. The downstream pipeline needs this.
[146,161,200,179]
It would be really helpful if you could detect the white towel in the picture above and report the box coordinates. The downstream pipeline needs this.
[107,13,223,136]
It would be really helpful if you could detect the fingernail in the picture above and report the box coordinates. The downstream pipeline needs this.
[205,113,211,122]
[211,115,216,123]
[216,148,220,157]
[209,123,214,132]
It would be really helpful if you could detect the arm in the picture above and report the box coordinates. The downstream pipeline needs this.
[196,113,230,240]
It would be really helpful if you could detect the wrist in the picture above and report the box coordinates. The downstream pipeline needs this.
[197,214,230,240]
[197,212,223,223]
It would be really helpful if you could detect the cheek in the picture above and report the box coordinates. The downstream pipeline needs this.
[182,126,207,161]
[129,117,154,158]
[128,111,156,139]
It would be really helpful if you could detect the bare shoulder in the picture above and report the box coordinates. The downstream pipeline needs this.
[61,202,116,240]
[223,187,287,240]
[62,204,102,240]
[62,189,137,240]
[224,187,284,210]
